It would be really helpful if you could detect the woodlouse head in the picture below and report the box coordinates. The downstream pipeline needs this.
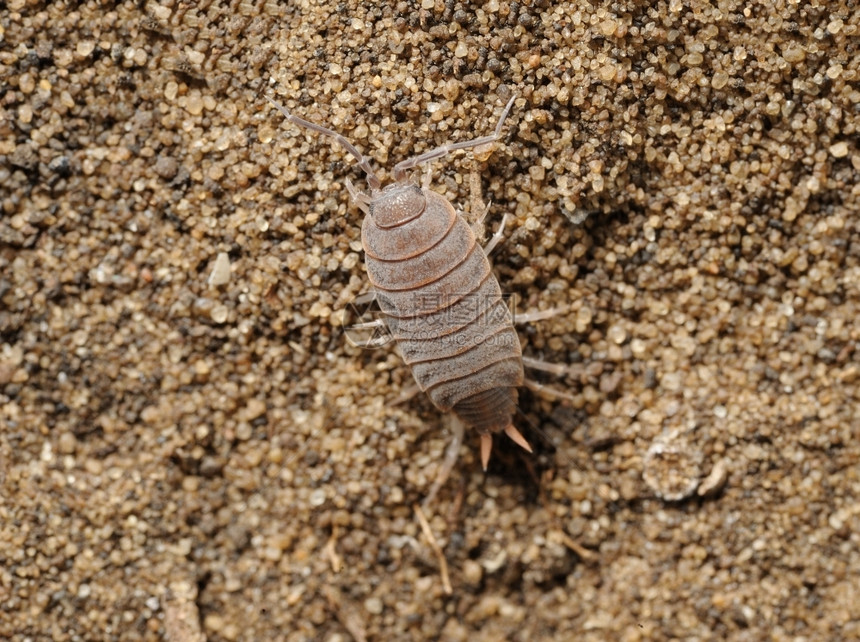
[370,183,426,228]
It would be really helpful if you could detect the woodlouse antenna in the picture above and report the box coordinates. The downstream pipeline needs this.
[392,96,516,181]
[266,95,382,191]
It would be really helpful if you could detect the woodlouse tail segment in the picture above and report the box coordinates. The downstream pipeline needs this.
[480,424,533,471]
[265,94,382,191]
[480,434,493,471]
[505,424,533,453]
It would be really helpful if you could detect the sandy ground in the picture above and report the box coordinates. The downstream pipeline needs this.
[1,0,859,640]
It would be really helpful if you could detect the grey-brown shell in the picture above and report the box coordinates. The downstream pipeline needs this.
[362,188,523,435]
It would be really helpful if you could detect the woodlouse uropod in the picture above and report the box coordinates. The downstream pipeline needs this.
[268,93,536,471]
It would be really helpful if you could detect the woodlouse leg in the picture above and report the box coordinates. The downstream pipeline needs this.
[347,334,392,349]
[421,163,433,190]
[514,307,569,324]
[348,318,385,330]
[523,355,581,402]
[391,96,516,181]
[483,212,508,256]
[266,95,382,190]
[390,383,421,406]
[467,164,508,254]
[523,376,579,402]
[344,316,392,348]
[345,177,371,213]
[343,291,388,347]
[522,354,571,376]
[473,200,492,229]
[350,291,377,305]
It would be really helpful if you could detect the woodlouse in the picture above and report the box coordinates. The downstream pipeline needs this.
[268,94,534,470]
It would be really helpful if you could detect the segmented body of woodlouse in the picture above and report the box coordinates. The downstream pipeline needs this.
[268,94,531,468]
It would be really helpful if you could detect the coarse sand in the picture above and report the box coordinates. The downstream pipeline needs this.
[1,1,859,640]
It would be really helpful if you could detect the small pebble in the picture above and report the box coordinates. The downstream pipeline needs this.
[208,252,231,287]
[643,432,703,501]
[697,459,729,497]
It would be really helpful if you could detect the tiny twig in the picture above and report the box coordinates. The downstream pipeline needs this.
[324,527,343,573]
[322,586,368,642]
[413,503,453,595]
[552,529,598,562]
